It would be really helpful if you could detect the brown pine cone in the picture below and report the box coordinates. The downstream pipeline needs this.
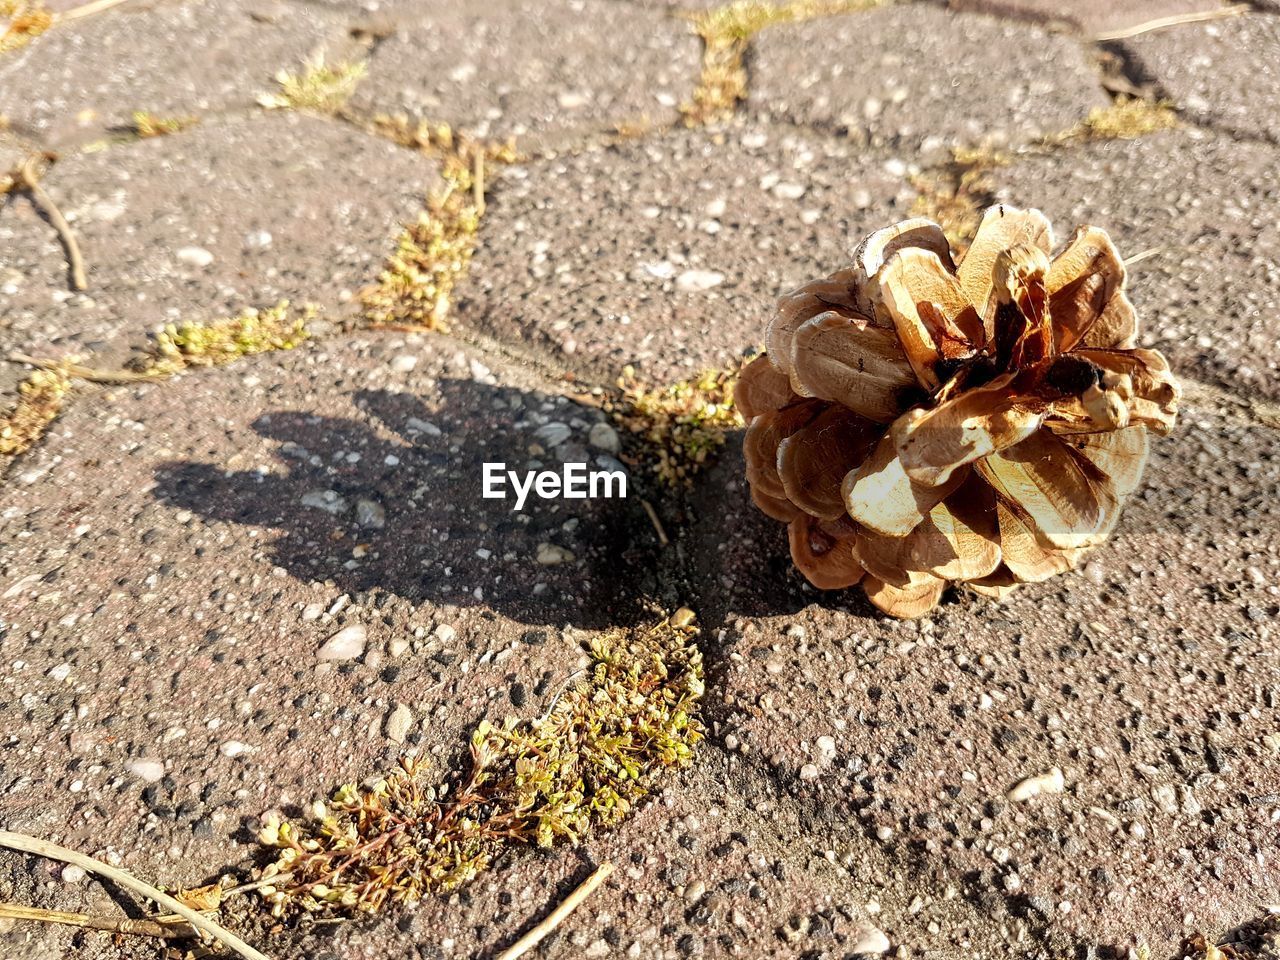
[736,205,1180,618]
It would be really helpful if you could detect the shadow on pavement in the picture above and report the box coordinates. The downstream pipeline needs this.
[152,380,668,631]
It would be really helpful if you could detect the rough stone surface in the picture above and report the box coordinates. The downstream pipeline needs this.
[347,0,701,150]
[0,0,355,146]
[948,0,1227,36]
[749,5,1108,155]
[689,401,1280,955]
[461,122,908,382]
[3,1,1278,957]
[1121,15,1280,145]
[0,113,434,369]
[986,128,1280,400]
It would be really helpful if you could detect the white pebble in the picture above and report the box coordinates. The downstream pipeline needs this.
[125,758,165,783]
[176,246,214,267]
[675,270,724,293]
[318,625,366,661]
[1007,767,1065,802]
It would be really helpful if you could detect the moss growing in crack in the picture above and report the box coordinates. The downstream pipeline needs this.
[258,56,367,113]
[610,362,748,487]
[911,98,1178,249]
[0,364,70,457]
[131,302,313,376]
[360,120,517,331]
[1059,97,1178,142]
[131,110,198,138]
[0,0,51,54]
[255,609,703,916]
[681,0,887,126]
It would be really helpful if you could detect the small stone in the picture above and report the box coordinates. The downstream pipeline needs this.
[676,270,725,292]
[1007,767,1065,802]
[588,421,621,454]
[219,740,254,759]
[799,763,820,781]
[849,922,891,955]
[385,703,413,744]
[536,543,575,566]
[816,735,837,757]
[772,181,806,200]
[1152,784,1179,814]
[584,942,610,958]
[176,246,214,267]
[533,422,572,447]
[61,864,86,884]
[125,758,165,783]
[301,489,348,515]
[391,355,418,373]
[406,417,442,437]
[388,637,410,658]
[318,625,366,661]
[434,623,457,643]
[355,499,386,529]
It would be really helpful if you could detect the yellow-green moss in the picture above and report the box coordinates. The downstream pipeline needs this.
[610,363,748,487]
[132,111,198,138]
[911,98,1178,249]
[0,0,51,54]
[0,365,70,457]
[681,0,888,126]
[256,609,703,916]
[361,122,517,331]
[131,302,313,376]
[258,56,367,113]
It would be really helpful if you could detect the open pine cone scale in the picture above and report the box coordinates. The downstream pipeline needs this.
[736,205,1180,618]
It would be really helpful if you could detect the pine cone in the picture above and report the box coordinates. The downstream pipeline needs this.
[737,205,1180,618]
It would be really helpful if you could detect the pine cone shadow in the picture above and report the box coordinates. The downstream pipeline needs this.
[685,431,883,626]
[151,380,663,630]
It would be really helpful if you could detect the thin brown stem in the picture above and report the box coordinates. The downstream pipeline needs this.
[16,154,86,291]
[0,902,189,939]
[495,862,614,960]
[1093,3,1248,40]
[54,0,133,23]
[7,352,163,384]
[0,831,273,960]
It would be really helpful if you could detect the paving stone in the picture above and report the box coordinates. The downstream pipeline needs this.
[0,333,667,949]
[461,122,909,383]
[749,5,1108,157]
[689,400,1280,955]
[0,112,435,368]
[346,0,702,151]
[948,0,1224,37]
[985,128,1280,400]
[1121,14,1280,145]
[0,0,354,146]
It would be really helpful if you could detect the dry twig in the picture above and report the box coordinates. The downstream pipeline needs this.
[641,498,670,547]
[53,0,131,22]
[0,830,273,960]
[494,862,615,960]
[1094,3,1248,41]
[7,351,162,384]
[0,902,188,939]
[3,152,86,290]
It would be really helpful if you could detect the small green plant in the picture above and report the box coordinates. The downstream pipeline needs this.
[132,110,198,138]
[1059,96,1178,142]
[681,0,887,125]
[611,363,748,487]
[257,56,367,113]
[255,609,703,915]
[131,301,313,376]
[0,364,70,457]
[361,122,516,331]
